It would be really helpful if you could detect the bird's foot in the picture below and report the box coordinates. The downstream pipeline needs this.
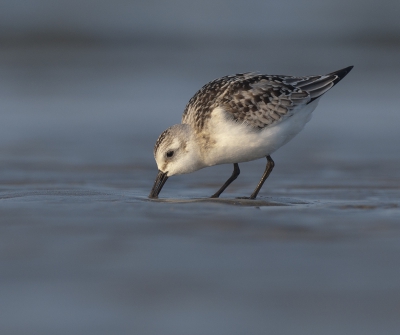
[236,196,256,200]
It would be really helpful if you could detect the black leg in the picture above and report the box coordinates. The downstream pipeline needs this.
[238,155,275,199]
[248,155,275,199]
[210,163,240,198]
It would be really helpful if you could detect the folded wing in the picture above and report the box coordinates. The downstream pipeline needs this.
[219,66,353,129]
[182,66,353,131]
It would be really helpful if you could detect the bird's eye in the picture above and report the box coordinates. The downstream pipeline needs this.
[166,150,174,158]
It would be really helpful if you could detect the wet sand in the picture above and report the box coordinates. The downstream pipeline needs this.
[1,41,400,334]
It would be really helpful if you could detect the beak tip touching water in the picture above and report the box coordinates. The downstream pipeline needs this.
[149,170,169,199]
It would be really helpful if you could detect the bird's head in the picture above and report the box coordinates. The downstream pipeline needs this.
[149,124,203,198]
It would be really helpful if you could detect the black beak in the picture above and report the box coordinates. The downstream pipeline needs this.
[149,170,169,199]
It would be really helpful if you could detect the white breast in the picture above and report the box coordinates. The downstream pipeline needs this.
[202,101,319,166]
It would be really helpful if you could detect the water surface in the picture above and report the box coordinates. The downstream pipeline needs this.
[1,41,400,335]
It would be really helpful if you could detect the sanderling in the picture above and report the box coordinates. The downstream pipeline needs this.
[149,66,353,199]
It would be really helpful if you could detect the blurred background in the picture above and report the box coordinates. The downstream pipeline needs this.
[0,0,399,164]
[1,1,400,334]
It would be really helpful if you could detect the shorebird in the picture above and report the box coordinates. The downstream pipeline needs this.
[149,66,353,199]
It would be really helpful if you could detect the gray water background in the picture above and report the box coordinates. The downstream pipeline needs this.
[1,1,400,334]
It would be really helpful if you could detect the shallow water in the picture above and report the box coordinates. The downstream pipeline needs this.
[1,41,400,334]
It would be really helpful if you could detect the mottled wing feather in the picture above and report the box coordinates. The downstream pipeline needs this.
[219,75,311,129]
[182,68,351,131]
[181,74,247,130]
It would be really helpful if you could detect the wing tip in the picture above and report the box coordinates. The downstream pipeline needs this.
[329,66,354,85]
[306,66,353,104]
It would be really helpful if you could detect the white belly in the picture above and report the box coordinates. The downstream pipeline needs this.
[203,101,319,166]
